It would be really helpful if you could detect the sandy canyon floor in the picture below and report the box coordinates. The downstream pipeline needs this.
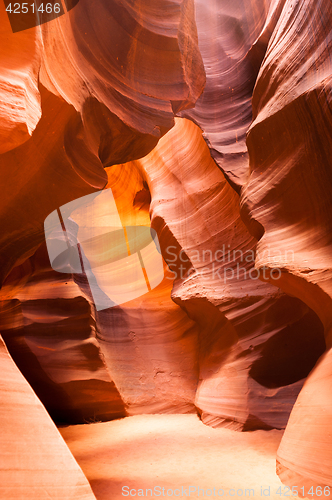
[59,414,290,500]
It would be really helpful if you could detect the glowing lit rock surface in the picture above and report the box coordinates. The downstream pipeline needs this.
[0,0,332,494]
[0,335,96,499]
[134,118,325,430]
[95,163,199,414]
[0,0,205,288]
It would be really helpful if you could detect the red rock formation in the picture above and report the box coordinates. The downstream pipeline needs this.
[2,0,332,492]
[2,109,325,432]
[179,0,285,191]
[40,0,205,166]
[133,117,325,430]
[0,159,199,419]
[93,162,200,414]
[0,86,106,290]
[277,349,332,496]
[0,3,42,153]
[241,0,332,492]
[0,0,205,288]
[0,335,96,499]
[0,247,126,423]
[0,0,205,490]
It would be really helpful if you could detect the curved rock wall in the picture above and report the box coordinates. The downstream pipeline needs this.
[0,3,42,153]
[179,0,285,191]
[95,161,200,415]
[0,0,205,287]
[240,0,332,492]
[0,335,96,499]
[2,117,325,431]
[135,118,325,430]
[0,0,205,491]
[1,0,332,494]
[40,0,205,165]
[0,253,126,423]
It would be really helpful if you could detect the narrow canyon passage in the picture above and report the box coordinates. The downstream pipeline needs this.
[1,0,332,498]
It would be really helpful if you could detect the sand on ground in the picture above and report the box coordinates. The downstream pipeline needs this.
[59,414,289,500]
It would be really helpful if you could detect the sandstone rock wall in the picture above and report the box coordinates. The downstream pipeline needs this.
[0,335,96,499]
[1,0,332,495]
[241,0,332,492]
[135,117,325,430]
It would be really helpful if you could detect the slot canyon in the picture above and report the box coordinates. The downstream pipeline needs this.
[1,0,332,498]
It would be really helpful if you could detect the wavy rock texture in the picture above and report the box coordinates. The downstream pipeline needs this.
[0,247,126,423]
[0,3,42,154]
[94,163,200,414]
[179,0,285,191]
[132,118,325,430]
[4,109,324,430]
[0,0,205,288]
[276,349,332,495]
[0,85,107,290]
[0,335,96,499]
[40,0,205,166]
[0,160,199,419]
[240,0,332,493]
[0,0,205,491]
[2,0,332,493]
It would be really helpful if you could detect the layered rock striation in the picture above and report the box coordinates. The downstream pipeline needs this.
[134,117,325,430]
[1,0,332,495]
[180,0,285,191]
[0,335,96,499]
[240,0,332,493]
